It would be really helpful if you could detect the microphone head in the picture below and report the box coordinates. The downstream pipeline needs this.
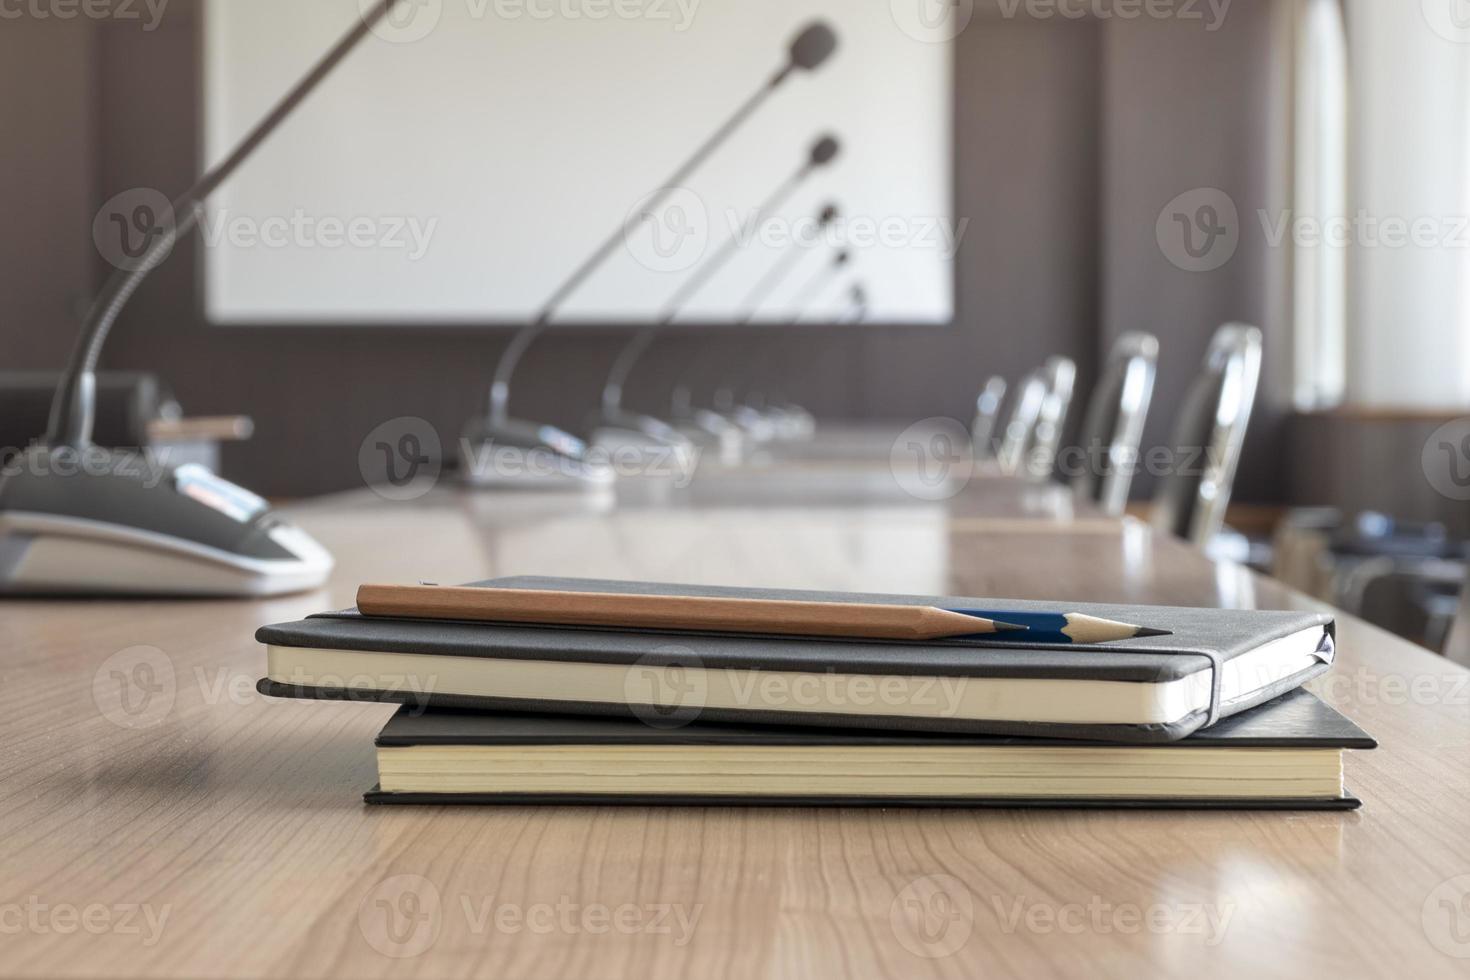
[808,135,841,167]
[818,203,839,225]
[788,22,838,72]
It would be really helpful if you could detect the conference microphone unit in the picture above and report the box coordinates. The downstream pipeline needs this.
[0,0,409,597]
[712,248,852,440]
[667,202,840,447]
[762,281,869,440]
[592,135,841,457]
[461,20,839,490]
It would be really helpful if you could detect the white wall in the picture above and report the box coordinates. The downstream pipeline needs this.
[1342,0,1470,407]
[202,0,953,325]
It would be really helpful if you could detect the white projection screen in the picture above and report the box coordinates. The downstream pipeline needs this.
[202,0,954,325]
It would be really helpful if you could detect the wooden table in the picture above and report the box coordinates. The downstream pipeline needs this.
[4,459,1470,978]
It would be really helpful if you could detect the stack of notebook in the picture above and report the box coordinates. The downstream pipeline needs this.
[256,577,1375,809]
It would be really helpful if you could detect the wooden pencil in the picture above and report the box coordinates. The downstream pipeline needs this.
[355,584,1026,641]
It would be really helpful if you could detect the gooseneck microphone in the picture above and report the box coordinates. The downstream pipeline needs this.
[711,245,852,426]
[787,247,851,316]
[597,136,840,428]
[737,203,839,320]
[48,1,404,448]
[669,201,838,421]
[481,21,839,430]
[1,0,405,597]
[842,283,870,324]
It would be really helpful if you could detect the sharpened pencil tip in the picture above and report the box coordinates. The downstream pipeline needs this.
[1134,627,1172,638]
[993,621,1029,633]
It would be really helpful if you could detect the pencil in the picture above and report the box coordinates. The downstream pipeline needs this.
[955,610,1171,644]
[355,584,1029,641]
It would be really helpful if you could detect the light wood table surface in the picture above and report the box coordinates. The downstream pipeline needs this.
[3,456,1470,979]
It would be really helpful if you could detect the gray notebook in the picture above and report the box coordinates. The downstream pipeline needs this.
[257,577,1336,743]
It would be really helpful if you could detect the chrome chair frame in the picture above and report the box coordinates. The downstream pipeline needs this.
[971,376,1008,461]
[996,371,1047,475]
[1152,323,1263,548]
[1028,356,1077,482]
[1071,332,1159,516]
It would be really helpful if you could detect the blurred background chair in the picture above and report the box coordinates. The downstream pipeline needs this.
[971,376,1007,462]
[1273,507,1470,655]
[1070,333,1158,516]
[1151,324,1263,551]
[1027,357,1077,481]
[996,370,1048,475]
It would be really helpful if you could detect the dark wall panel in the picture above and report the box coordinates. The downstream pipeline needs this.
[2,3,1288,504]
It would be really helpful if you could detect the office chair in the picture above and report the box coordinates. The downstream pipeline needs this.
[1028,356,1077,481]
[1441,576,1470,667]
[996,371,1048,475]
[1071,333,1159,516]
[970,377,1007,461]
[1151,323,1263,549]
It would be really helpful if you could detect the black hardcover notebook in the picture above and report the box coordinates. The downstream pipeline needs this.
[364,688,1373,809]
[257,576,1337,744]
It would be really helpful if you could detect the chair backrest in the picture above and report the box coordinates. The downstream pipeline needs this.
[1445,579,1470,668]
[1071,333,1159,515]
[1152,323,1263,547]
[971,376,1007,461]
[997,371,1048,474]
[1028,357,1077,481]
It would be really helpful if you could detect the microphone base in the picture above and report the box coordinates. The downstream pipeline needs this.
[458,417,615,491]
[763,402,818,441]
[671,408,746,466]
[589,410,702,483]
[0,447,333,598]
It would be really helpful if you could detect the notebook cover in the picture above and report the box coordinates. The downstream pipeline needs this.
[362,689,1370,810]
[362,790,1361,811]
[257,576,1336,743]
